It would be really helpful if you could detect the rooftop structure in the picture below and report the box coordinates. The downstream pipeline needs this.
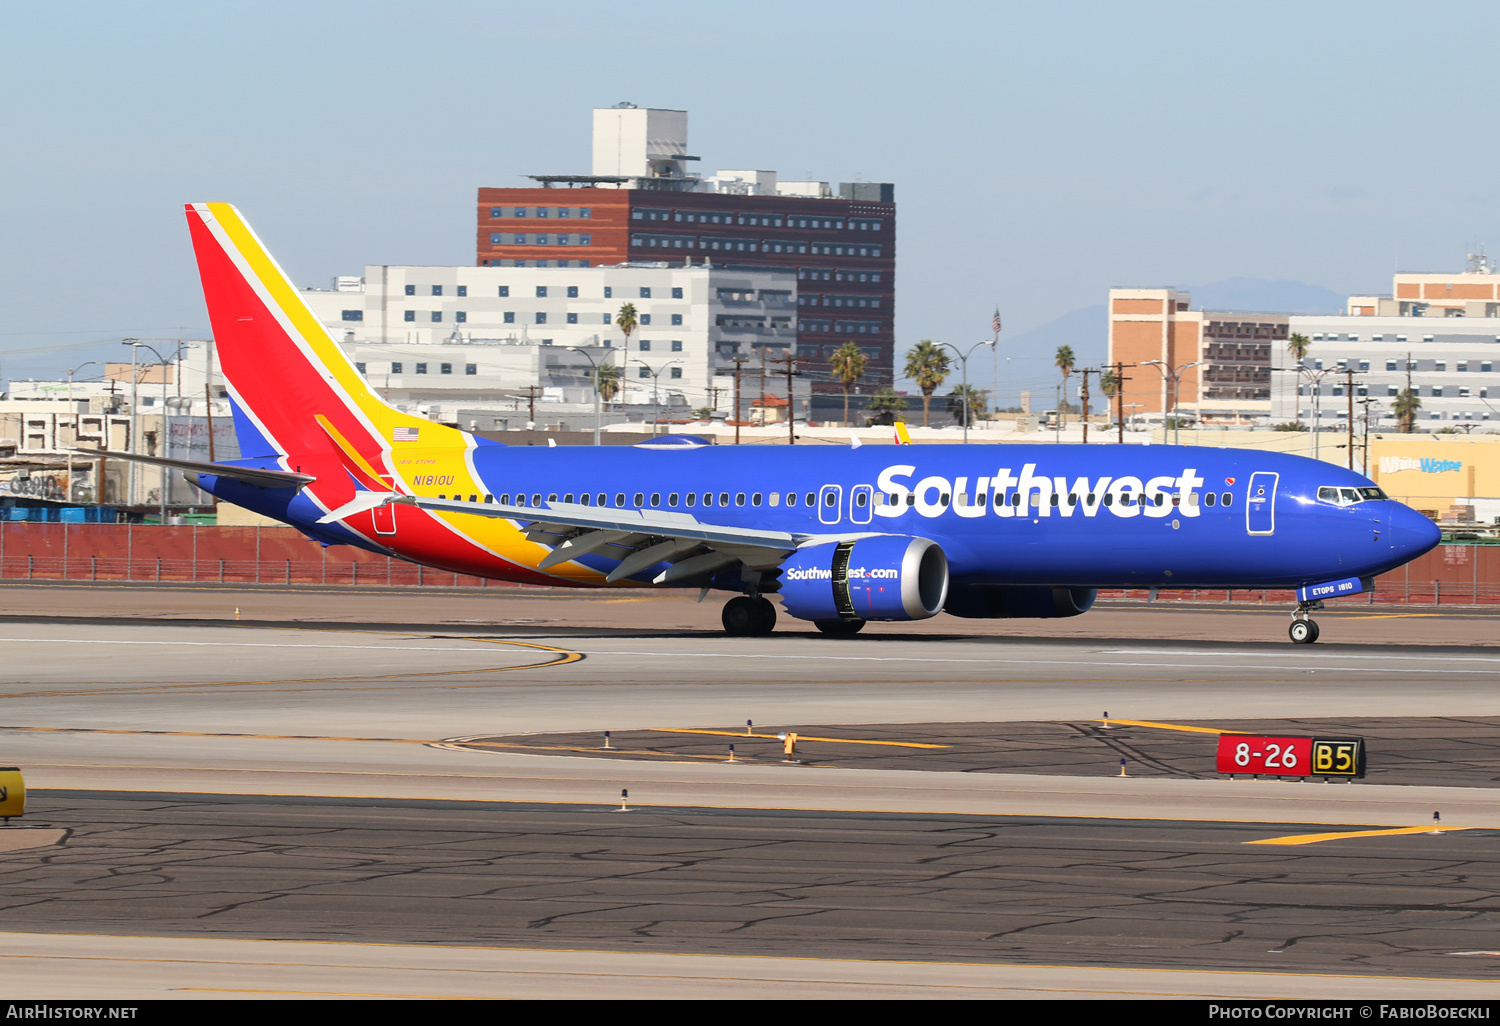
[477,105,895,392]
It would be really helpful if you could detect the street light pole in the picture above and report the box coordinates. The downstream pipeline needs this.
[630,359,682,436]
[65,362,103,505]
[125,341,172,522]
[937,340,995,444]
[1142,360,1201,445]
[567,345,616,446]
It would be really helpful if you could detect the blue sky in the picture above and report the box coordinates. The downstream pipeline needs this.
[5,0,1499,399]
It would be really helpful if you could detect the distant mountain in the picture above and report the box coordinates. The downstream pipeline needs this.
[1188,277,1345,315]
[1001,278,1346,368]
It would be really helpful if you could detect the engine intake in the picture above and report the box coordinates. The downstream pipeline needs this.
[777,536,948,622]
[943,585,1098,619]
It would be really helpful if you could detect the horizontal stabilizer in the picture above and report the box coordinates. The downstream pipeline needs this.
[65,448,315,488]
[316,490,398,524]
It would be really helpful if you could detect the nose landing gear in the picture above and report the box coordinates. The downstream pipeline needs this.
[1289,601,1323,644]
[722,595,777,636]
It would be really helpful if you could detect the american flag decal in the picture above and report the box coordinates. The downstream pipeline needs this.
[393,427,420,442]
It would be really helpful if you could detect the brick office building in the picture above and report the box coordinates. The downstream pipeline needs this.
[475,105,896,395]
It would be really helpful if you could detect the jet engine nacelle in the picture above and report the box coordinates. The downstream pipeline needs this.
[943,585,1098,619]
[777,535,949,623]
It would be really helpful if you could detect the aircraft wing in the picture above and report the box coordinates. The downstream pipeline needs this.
[404,495,826,582]
[65,448,316,488]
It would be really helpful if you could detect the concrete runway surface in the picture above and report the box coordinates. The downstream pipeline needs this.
[1,585,1500,999]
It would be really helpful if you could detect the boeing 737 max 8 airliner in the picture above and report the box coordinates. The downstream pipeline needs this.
[85,204,1442,644]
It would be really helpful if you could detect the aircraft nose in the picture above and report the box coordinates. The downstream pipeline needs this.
[1390,502,1441,561]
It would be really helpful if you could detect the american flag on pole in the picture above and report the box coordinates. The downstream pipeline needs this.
[992,308,1002,334]
[393,426,420,442]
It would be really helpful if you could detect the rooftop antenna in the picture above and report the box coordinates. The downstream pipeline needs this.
[1467,243,1492,275]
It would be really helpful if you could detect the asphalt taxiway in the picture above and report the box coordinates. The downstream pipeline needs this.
[2,587,1500,998]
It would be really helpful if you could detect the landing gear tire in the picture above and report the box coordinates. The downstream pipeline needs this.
[723,596,776,637]
[815,618,866,637]
[1289,619,1320,644]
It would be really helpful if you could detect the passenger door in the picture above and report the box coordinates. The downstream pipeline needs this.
[1246,471,1278,536]
[818,484,843,525]
[849,484,873,525]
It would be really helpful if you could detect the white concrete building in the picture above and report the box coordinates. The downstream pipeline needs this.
[1273,316,1500,429]
[300,262,801,420]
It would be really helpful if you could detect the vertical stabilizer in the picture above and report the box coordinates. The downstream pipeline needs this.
[185,203,461,460]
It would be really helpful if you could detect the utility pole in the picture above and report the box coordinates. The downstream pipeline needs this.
[1345,368,1357,470]
[758,348,767,418]
[707,385,724,412]
[1079,368,1092,445]
[1111,362,1133,444]
[771,352,799,444]
[731,357,748,445]
[523,385,541,430]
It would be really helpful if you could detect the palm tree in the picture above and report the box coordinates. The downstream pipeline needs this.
[596,362,621,406]
[1286,332,1311,427]
[1054,345,1075,428]
[1393,387,1421,433]
[617,302,638,349]
[903,340,950,426]
[945,385,987,427]
[865,387,908,426]
[829,341,867,426]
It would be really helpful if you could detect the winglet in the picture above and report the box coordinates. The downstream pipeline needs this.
[315,414,396,492]
[894,422,912,445]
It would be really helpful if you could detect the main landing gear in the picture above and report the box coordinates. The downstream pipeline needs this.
[815,619,866,637]
[1289,600,1323,644]
[722,596,777,637]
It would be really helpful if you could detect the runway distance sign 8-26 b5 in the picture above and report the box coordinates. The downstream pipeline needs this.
[1214,735,1366,778]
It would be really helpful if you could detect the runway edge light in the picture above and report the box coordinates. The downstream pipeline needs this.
[0,768,25,821]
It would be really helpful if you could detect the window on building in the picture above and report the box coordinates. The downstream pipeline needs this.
[602,313,611,324]
[415,363,428,374]
[671,287,683,299]
[489,207,504,217]
[455,311,467,323]
[641,314,651,325]
[1433,386,1444,396]
[604,286,612,299]
[355,362,366,374]
[431,312,442,322]
[640,287,652,299]
[1484,362,1494,372]
[1437,361,1448,371]
[341,310,363,322]
[671,314,682,326]
[431,285,443,296]
[456,285,467,297]
[567,285,578,298]
[670,367,682,379]
[465,364,476,375]
[638,366,650,378]
[391,362,403,374]
[536,208,549,218]
[640,339,651,351]
[404,310,416,322]
[1359,360,1369,371]
[580,208,591,218]
[438,363,451,374]
[536,312,547,324]
[1459,361,1469,371]
[1460,386,1471,397]
[404,285,415,296]
[567,313,578,324]
[498,285,510,297]
[1388,385,1399,396]
[536,286,547,298]
[503,311,515,323]
[671,340,682,352]
[1385,360,1398,371]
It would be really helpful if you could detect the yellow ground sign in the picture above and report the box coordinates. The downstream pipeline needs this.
[0,768,24,819]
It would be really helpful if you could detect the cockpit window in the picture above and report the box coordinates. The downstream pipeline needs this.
[1318,485,1389,506]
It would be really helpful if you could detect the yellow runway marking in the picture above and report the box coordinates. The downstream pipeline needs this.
[1247,825,1476,846]
[654,728,949,749]
[1097,718,1227,734]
